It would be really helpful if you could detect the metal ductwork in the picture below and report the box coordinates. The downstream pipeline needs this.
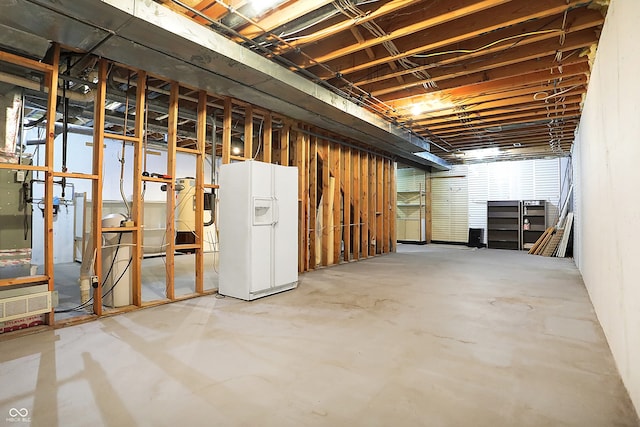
[0,0,450,170]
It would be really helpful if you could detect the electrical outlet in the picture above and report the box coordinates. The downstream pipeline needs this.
[15,170,25,183]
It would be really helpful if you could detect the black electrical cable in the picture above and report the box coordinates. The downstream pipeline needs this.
[55,233,124,313]
[100,257,132,300]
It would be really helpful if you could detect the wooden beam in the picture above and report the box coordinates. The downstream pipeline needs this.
[383,159,390,254]
[353,15,601,88]
[239,0,335,40]
[222,97,232,164]
[244,104,253,159]
[280,121,290,166]
[263,113,272,163]
[131,70,147,307]
[43,43,59,325]
[375,156,383,255]
[390,73,588,117]
[378,60,590,103]
[321,138,330,266]
[0,50,53,72]
[332,143,341,264]
[309,134,318,269]
[390,161,397,252]
[195,90,207,294]
[352,149,361,260]
[305,0,586,76]
[360,152,369,258]
[278,0,441,55]
[165,82,179,300]
[343,147,351,262]
[296,130,307,272]
[304,0,510,68]
[91,57,106,317]
[425,105,583,132]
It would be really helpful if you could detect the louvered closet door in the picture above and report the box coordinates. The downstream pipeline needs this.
[432,169,469,243]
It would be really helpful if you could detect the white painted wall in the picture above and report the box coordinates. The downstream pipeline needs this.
[468,158,565,243]
[573,0,640,413]
[27,130,217,265]
[431,165,469,243]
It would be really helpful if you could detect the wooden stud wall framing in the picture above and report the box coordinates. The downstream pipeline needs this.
[91,59,107,315]
[361,152,369,260]
[164,82,179,300]
[352,149,361,260]
[390,161,397,252]
[332,143,341,264]
[343,147,351,262]
[308,135,318,269]
[0,48,398,333]
[369,155,376,257]
[131,70,147,307]
[195,91,207,294]
[320,138,330,266]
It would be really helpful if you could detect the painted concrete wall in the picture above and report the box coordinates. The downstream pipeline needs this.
[573,0,640,413]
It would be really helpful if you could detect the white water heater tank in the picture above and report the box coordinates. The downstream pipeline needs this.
[101,213,132,308]
[175,178,196,232]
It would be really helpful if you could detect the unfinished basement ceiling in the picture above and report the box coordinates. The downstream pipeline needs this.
[158,0,606,163]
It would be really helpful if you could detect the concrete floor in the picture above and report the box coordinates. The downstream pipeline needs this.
[0,244,637,426]
[53,253,219,320]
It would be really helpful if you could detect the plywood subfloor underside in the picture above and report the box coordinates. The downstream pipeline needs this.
[0,245,637,426]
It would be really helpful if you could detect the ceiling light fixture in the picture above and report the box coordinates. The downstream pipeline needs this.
[466,147,500,159]
[249,0,280,15]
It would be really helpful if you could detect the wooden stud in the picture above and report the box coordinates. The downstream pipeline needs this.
[369,155,377,257]
[294,132,307,272]
[361,152,369,258]
[352,148,361,260]
[263,113,272,163]
[280,121,290,166]
[308,135,318,269]
[343,147,351,262]
[131,70,147,307]
[0,49,54,72]
[332,143,341,264]
[425,172,432,243]
[376,156,384,254]
[222,97,232,164]
[44,43,59,325]
[165,82,179,300]
[321,138,330,266]
[91,58,106,317]
[390,161,397,252]
[195,90,207,294]
[383,159,390,253]
[244,104,253,159]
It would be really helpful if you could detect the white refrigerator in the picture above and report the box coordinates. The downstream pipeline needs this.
[218,161,298,300]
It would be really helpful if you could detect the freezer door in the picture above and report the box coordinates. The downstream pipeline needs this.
[273,165,299,287]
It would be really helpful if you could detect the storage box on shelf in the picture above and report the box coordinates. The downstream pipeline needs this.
[487,200,521,250]
[521,200,547,250]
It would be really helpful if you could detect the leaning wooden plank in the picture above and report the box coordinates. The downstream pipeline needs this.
[534,229,555,255]
[542,230,563,257]
[528,228,549,254]
[528,226,554,254]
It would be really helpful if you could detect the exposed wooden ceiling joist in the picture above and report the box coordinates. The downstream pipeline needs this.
[157,0,606,163]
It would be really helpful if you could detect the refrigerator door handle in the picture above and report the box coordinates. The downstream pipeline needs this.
[272,196,279,225]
